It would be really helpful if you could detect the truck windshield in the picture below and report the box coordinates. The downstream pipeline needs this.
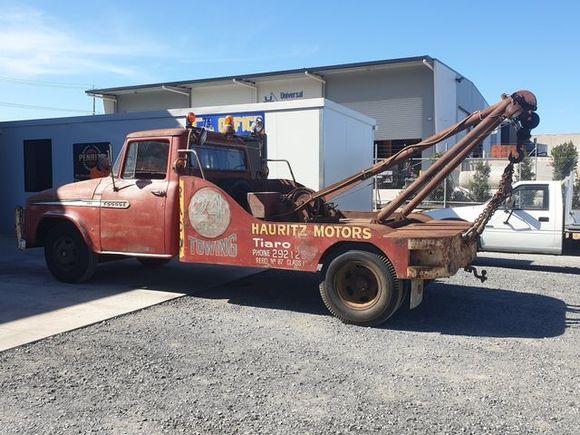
[122,140,169,180]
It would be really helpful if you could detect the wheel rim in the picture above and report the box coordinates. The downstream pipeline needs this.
[53,236,79,272]
[334,261,381,310]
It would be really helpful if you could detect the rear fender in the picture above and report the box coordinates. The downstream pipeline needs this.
[317,241,386,274]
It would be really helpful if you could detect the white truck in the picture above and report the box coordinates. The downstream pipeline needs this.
[426,174,580,255]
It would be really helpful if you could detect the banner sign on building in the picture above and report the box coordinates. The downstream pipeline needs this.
[263,90,304,102]
[193,112,264,136]
[73,142,111,181]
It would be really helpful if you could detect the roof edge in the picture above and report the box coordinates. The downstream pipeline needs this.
[87,55,434,95]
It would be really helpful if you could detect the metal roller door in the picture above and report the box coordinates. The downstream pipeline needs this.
[343,97,423,140]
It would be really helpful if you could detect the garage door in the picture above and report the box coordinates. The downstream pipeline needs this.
[343,98,423,140]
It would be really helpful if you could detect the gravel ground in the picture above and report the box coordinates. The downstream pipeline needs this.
[1,251,579,434]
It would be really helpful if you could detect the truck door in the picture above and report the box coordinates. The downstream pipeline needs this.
[482,183,560,254]
[99,139,170,254]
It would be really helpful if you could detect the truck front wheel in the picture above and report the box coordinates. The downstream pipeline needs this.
[320,250,402,326]
[44,223,98,283]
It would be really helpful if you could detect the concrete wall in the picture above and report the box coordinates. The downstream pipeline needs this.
[191,84,256,106]
[533,133,580,154]
[258,77,323,103]
[115,78,324,113]
[458,157,558,189]
[117,91,188,113]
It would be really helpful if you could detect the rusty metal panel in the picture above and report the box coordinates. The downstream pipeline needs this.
[179,176,477,280]
[247,192,285,219]
[180,177,388,271]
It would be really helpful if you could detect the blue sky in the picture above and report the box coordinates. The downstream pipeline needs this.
[0,0,578,134]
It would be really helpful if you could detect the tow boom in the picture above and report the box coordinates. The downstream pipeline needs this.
[288,90,539,223]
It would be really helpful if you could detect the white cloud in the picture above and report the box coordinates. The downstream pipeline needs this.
[0,5,166,79]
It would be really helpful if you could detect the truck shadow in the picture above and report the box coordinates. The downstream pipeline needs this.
[195,269,329,317]
[473,256,580,275]
[390,282,569,338]
[1,249,571,340]
[0,255,259,325]
[196,270,571,339]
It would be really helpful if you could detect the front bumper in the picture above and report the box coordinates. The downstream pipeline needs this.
[15,207,26,250]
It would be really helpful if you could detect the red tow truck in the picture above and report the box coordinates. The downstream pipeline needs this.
[16,92,539,326]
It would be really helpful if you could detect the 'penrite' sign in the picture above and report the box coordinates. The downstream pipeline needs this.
[73,142,110,181]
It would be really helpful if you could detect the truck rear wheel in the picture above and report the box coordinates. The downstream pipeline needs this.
[44,223,98,283]
[320,250,402,326]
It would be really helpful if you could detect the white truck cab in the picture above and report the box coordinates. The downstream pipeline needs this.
[426,177,579,255]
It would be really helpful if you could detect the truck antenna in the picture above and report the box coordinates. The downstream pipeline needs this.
[108,144,118,192]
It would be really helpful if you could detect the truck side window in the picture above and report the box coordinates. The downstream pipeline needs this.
[511,185,549,210]
[122,140,169,180]
[194,145,247,171]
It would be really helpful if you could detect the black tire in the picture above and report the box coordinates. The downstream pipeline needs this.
[44,222,98,283]
[319,250,402,326]
[136,257,172,268]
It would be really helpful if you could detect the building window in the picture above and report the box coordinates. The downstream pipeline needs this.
[24,139,52,192]
[122,140,169,180]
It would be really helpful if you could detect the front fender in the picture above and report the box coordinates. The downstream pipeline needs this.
[33,211,99,252]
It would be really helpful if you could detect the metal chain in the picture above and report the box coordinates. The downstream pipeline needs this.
[462,162,515,242]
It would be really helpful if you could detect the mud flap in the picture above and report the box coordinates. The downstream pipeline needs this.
[410,279,424,309]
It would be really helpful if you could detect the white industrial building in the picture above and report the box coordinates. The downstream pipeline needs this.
[89,55,489,158]
[0,56,489,234]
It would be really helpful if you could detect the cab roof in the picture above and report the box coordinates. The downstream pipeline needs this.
[125,127,260,148]
[126,128,187,138]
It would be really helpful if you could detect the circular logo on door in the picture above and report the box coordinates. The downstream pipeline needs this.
[188,188,231,238]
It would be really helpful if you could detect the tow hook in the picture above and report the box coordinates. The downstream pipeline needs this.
[464,265,487,283]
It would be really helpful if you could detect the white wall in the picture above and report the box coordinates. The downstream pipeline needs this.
[533,133,580,154]
[117,91,188,113]
[191,84,255,106]
[322,101,374,211]
[264,108,321,190]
